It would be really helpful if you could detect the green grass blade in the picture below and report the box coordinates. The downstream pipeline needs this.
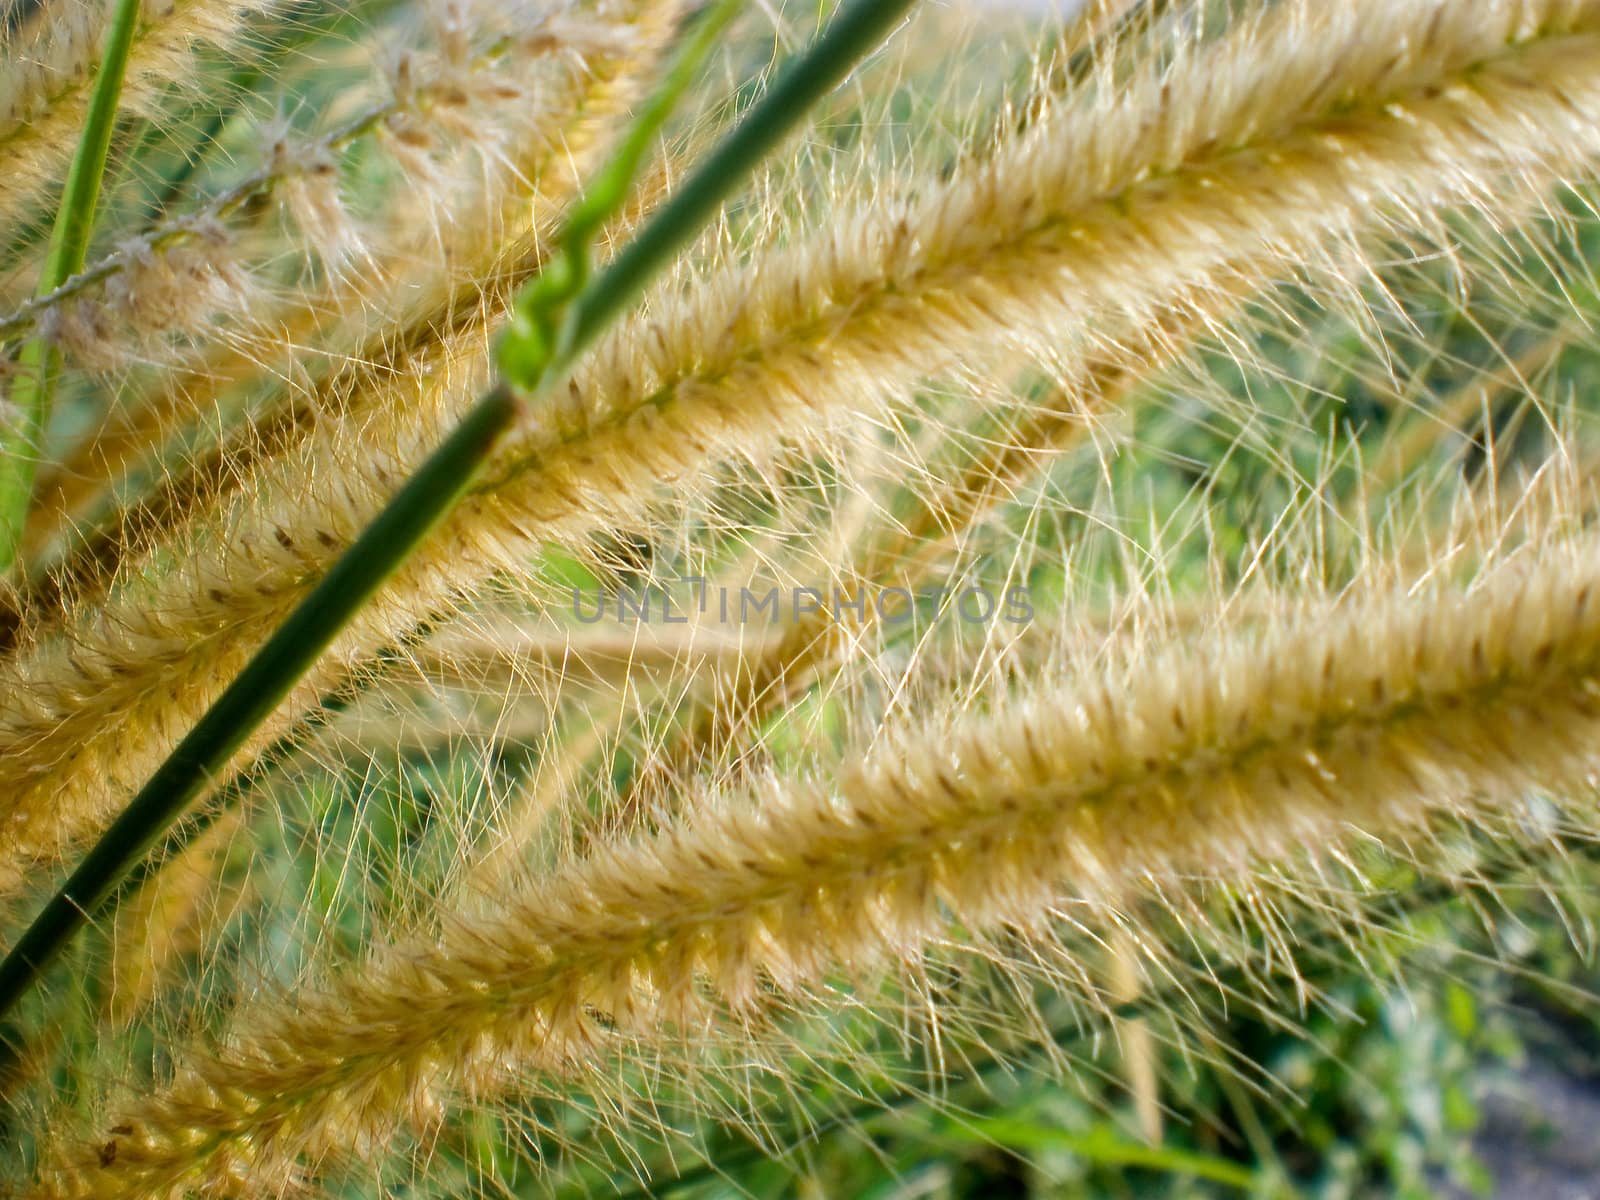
[144,0,921,908]
[931,1116,1265,1191]
[498,0,919,389]
[0,0,145,573]
[495,0,746,387]
[0,386,520,1020]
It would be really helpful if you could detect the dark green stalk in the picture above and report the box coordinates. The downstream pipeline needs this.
[564,0,914,360]
[498,0,918,386]
[107,617,446,908]
[0,386,519,1019]
[495,0,746,387]
[0,0,144,573]
[114,0,917,889]
[0,0,921,1029]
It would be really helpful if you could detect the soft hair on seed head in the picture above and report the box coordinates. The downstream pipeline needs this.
[5,0,1600,903]
[31,490,1600,1199]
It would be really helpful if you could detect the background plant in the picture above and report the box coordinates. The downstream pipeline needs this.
[4,0,1600,1197]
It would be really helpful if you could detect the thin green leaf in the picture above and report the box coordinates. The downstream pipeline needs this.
[0,0,920,1030]
[930,1115,1264,1191]
[0,0,145,573]
[496,0,746,387]
[497,0,919,390]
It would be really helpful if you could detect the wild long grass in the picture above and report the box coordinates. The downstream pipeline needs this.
[6,0,1600,1195]
[9,0,1600,898]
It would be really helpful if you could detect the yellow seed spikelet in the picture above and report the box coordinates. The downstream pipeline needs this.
[0,0,115,135]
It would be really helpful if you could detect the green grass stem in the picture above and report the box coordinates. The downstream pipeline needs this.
[498,0,918,387]
[0,385,520,1020]
[0,0,921,1030]
[0,0,144,573]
